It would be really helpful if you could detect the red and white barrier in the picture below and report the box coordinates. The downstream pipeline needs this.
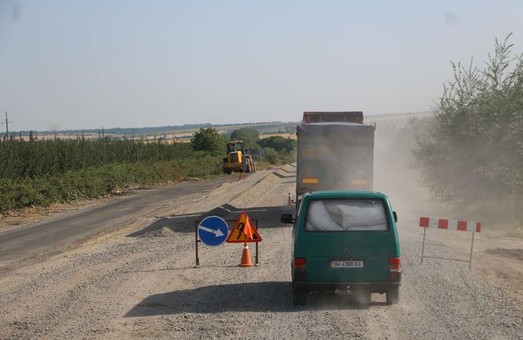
[419,216,482,269]
[419,217,481,233]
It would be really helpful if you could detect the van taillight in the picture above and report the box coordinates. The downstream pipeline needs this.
[293,257,306,270]
[388,257,401,270]
[388,257,401,280]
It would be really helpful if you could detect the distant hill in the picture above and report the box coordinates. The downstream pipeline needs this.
[8,112,433,140]
[9,121,299,140]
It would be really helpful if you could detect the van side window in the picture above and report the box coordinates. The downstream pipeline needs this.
[305,199,388,231]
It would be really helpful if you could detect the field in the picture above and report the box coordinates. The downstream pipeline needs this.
[11,121,299,143]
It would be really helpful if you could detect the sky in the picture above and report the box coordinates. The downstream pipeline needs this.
[0,1,522,132]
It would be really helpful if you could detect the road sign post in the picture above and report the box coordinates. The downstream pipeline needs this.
[194,215,259,267]
[194,216,229,267]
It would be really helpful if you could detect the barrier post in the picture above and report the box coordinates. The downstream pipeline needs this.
[419,217,481,269]
[469,232,476,270]
[194,221,200,267]
[255,219,259,265]
[420,226,427,264]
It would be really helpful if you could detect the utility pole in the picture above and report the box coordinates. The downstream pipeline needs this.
[2,111,13,140]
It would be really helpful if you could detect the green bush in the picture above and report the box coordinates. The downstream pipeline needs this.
[262,148,281,164]
[230,128,260,148]
[191,128,227,154]
[413,34,523,225]
[0,156,223,213]
[258,136,296,153]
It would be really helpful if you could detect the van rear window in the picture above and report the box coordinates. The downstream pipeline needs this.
[305,199,388,231]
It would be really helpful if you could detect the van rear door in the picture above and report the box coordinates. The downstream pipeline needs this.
[295,198,398,283]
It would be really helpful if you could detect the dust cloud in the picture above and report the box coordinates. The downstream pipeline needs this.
[371,114,521,232]
[372,115,438,223]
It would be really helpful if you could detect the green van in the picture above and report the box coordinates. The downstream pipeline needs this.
[281,190,401,306]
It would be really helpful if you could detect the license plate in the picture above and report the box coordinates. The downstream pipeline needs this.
[331,260,363,268]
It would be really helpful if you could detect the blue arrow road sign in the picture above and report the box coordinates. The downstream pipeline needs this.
[198,216,229,246]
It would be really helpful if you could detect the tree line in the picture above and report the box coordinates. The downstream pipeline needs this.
[414,34,523,225]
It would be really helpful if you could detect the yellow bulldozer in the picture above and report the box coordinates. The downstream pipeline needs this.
[222,140,256,174]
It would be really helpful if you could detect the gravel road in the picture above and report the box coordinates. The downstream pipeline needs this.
[0,162,521,340]
[2,118,523,340]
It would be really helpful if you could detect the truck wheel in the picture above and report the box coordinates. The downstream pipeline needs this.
[386,287,399,305]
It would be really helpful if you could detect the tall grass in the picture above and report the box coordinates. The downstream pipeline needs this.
[0,138,222,213]
[0,136,295,214]
[0,137,197,180]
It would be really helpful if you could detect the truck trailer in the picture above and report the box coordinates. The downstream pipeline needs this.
[295,111,375,199]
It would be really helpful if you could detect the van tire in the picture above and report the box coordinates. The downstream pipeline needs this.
[386,287,399,305]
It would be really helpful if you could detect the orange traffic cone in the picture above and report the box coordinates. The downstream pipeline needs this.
[239,243,254,267]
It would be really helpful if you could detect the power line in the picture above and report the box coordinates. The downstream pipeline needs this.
[1,111,13,139]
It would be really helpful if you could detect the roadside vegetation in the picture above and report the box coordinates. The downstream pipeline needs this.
[190,126,296,167]
[413,34,523,228]
[0,128,296,214]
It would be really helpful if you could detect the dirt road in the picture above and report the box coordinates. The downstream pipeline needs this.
[0,162,522,339]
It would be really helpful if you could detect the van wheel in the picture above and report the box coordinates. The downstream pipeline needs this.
[293,287,306,306]
[353,289,371,307]
[386,288,399,305]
